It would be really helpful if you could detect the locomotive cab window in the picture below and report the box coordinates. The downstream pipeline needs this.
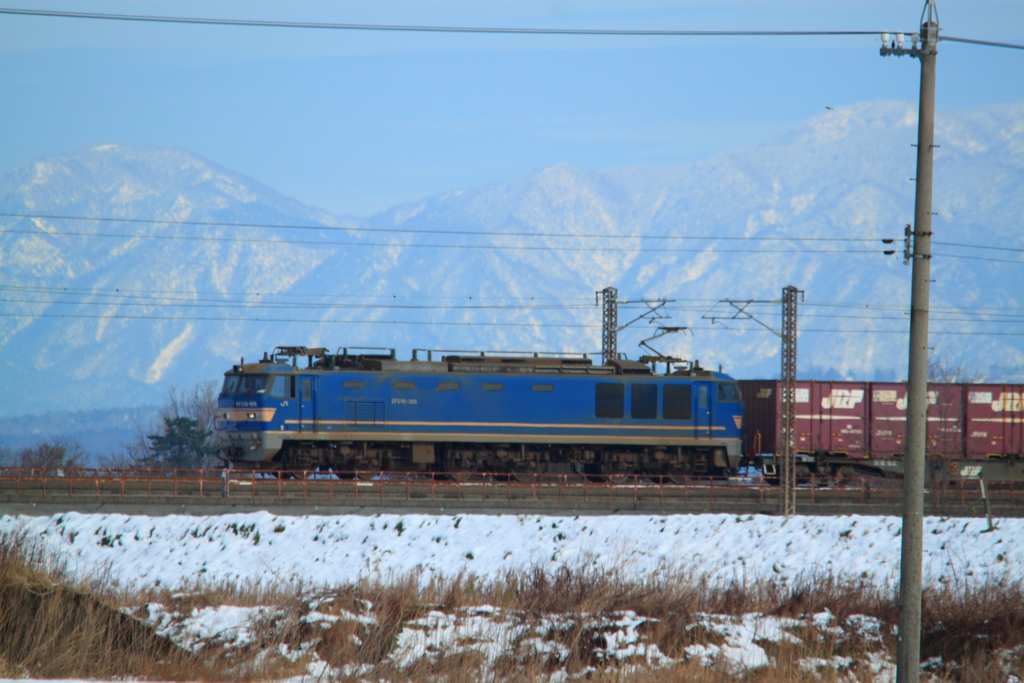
[221,375,272,397]
[663,385,692,420]
[717,382,741,402]
[270,375,295,399]
[595,383,624,418]
[221,376,241,396]
[631,384,657,419]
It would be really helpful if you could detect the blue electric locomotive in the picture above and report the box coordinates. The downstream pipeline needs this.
[216,346,744,479]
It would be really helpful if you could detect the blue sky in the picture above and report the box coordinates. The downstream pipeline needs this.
[1,0,1022,216]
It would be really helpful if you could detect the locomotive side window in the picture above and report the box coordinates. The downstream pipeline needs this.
[301,378,312,398]
[394,381,416,390]
[698,385,709,409]
[437,382,460,391]
[344,381,366,390]
[717,382,741,402]
[532,384,554,392]
[481,383,504,391]
[631,384,658,419]
[663,385,693,420]
[595,383,624,418]
[270,375,295,399]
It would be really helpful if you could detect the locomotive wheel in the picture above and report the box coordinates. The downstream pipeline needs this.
[510,461,546,483]
[661,464,693,485]
[597,465,633,484]
[442,455,474,482]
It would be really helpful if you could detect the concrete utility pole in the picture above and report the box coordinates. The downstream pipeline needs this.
[780,285,801,516]
[881,3,938,680]
[598,287,619,366]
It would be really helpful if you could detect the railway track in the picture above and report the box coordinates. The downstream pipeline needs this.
[1,468,1022,517]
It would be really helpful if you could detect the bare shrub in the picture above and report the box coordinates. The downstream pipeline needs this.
[0,435,86,469]
[928,348,984,383]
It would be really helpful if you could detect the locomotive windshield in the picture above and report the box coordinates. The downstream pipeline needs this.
[222,374,295,398]
[221,375,270,396]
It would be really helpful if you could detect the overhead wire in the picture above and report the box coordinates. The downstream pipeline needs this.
[0,212,893,243]
[0,8,887,36]
[0,284,598,302]
[941,35,1024,50]
[5,295,1024,324]
[8,213,1021,255]
[3,222,1018,262]
[0,228,894,255]
[2,311,1021,336]
[5,284,1024,316]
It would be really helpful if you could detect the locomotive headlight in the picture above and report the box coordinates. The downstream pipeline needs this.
[223,412,230,420]
[247,412,257,421]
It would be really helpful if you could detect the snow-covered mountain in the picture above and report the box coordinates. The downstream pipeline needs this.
[1,101,1022,416]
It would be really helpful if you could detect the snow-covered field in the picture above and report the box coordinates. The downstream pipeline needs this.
[3,511,1023,682]
[1,511,1020,590]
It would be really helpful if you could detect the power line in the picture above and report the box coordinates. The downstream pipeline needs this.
[0,311,601,328]
[2,311,1020,336]
[5,215,1019,258]
[0,297,596,312]
[0,228,891,256]
[931,252,1023,265]
[6,296,1024,323]
[0,284,596,302]
[941,35,1024,50]
[0,8,886,36]
[0,213,891,244]
[6,284,1024,316]
[4,8,1017,51]
[933,240,1024,253]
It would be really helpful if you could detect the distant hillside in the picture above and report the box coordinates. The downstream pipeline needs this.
[0,406,160,461]
[1,101,1021,417]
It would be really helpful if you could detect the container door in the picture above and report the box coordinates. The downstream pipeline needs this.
[869,383,907,456]
[926,383,964,457]
[695,383,712,439]
[298,376,317,433]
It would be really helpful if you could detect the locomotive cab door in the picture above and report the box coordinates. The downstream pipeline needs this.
[298,376,317,433]
[695,382,712,439]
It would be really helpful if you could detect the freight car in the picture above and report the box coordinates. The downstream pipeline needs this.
[739,380,1024,482]
[216,346,744,479]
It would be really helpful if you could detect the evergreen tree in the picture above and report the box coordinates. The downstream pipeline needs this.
[148,416,216,468]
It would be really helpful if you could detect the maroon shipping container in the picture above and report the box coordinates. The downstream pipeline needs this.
[740,380,869,458]
[965,384,1024,458]
[868,383,964,458]
[741,380,970,459]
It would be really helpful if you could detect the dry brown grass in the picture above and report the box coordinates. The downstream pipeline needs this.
[2,532,1022,682]
[0,531,194,680]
